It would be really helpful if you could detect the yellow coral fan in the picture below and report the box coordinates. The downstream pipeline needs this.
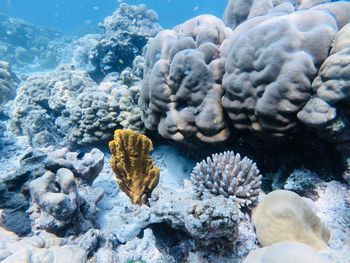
[109,129,160,204]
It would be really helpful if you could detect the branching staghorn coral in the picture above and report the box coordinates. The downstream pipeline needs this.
[109,129,160,204]
[191,151,262,208]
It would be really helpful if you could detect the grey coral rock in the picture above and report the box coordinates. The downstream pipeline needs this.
[191,151,262,208]
[26,147,104,235]
[150,186,241,248]
[140,15,233,143]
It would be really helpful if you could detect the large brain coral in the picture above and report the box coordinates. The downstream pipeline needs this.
[140,15,233,143]
[222,10,338,136]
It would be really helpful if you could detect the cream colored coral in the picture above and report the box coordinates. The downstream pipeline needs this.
[252,190,330,250]
[244,242,331,263]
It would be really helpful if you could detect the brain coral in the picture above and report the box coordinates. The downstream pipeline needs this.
[191,151,262,208]
[139,15,233,143]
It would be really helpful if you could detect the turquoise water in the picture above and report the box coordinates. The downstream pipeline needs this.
[0,0,226,34]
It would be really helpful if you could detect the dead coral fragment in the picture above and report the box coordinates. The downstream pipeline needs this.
[109,129,160,204]
[191,151,262,208]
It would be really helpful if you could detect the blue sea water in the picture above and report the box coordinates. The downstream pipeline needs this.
[0,0,226,35]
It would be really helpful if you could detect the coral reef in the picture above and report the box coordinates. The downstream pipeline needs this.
[12,64,143,147]
[139,15,233,143]
[11,67,96,147]
[0,227,87,263]
[244,242,331,263]
[252,190,330,250]
[90,3,162,79]
[60,3,160,81]
[109,129,160,204]
[0,61,18,113]
[191,151,262,208]
[0,14,71,74]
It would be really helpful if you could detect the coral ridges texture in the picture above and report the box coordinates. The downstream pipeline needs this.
[140,1,350,143]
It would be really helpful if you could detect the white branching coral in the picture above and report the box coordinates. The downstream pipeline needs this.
[191,151,262,208]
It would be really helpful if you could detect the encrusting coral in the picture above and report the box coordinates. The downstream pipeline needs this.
[191,151,262,208]
[109,129,160,204]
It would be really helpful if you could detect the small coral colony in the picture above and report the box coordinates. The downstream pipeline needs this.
[1,0,350,262]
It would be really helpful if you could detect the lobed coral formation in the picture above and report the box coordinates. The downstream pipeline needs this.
[109,129,160,205]
[191,151,262,208]
[222,9,338,136]
[223,0,335,30]
[140,15,233,143]
[140,1,350,145]
[252,190,330,250]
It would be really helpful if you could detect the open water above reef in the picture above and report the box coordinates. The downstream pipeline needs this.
[1,0,350,263]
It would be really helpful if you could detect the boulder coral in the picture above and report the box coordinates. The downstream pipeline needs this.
[191,151,262,208]
[140,1,350,144]
[139,15,233,143]
[109,129,160,205]
[252,190,330,250]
